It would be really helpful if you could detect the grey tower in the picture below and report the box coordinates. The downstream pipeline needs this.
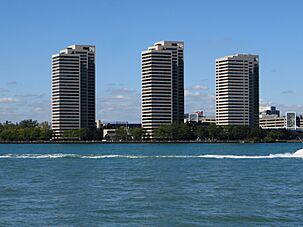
[52,45,96,138]
[141,41,184,138]
[216,54,259,127]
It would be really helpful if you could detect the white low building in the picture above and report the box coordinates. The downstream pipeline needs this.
[103,129,116,140]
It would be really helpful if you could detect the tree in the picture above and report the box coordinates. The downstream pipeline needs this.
[0,119,298,142]
[39,121,52,140]
[172,123,191,140]
[195,125,208,140]
[96,128,103,141]
[19,119,38,128]
[115,127,128,141]
[129,128,144,141]
[208,124,221,140]
[0,119,53,141]
[154,123,191,140]
[221,125,250,140]
[155,125,171,140]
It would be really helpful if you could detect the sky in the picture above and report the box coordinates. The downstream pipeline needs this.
[0,0,302,123]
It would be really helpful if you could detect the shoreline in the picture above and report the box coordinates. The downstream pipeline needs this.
[0,140,301,144]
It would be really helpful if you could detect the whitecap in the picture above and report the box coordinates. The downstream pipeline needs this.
[0,149,302,159]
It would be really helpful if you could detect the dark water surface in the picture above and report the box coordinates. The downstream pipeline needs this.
[0,143,303,226]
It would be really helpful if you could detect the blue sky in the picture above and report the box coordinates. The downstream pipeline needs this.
[0,0,302,123]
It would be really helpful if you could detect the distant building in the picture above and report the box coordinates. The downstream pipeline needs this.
[201,116,216,124]
[184,111,215,125]
[141,41,184,138]
[184,111,215,127]
[259,111,302,130]
[188,113,199,122]
[184,111,204,123]
[260,106,280,118]
[286,112,297,130]
[259,106,284,129]
[299,115,303,128]
[259,117,286,129]
[103,129,116,140]
[216,54,259,127]
[103,122,141,129]
[51,45,96,138]
[96,120,102,129]
[102,122,141,140]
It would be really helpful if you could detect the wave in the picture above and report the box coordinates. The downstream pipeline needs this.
[0,149,303,159]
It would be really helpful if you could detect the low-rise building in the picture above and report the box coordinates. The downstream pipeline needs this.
[184,111,204,123]
[286,112,298,130]
[259,111,302,130]
[184,111,215,126]
[259,117,286,129]
[201,117,216,125]
[260,106,280,118]
[103,122,141,129]
[299,116,303,128]
[103,129,116,140]
[101,121,141,140]
[96,120,102,129]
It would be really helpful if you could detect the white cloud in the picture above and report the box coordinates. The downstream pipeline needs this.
[191,85,208,90]
[106,87,136,94]
[185,84,215,116]
[185,89,200,97]
[260,98,303,116]
[0,94,50,123]
[15,93,46,99]
[260,99,273,108]
[98,85,140,122]
[112,95,127,100]
[0,97,17,103]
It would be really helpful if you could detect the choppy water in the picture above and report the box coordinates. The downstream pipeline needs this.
[0,143,303,226]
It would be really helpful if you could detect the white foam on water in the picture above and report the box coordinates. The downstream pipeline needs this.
[199,153,296,159]
[293,148,303,157]
[0,153,80,159]
[82,155,148,159]
[0,149,302,159]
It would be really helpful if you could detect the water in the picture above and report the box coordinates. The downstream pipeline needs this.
[0,143,303,226]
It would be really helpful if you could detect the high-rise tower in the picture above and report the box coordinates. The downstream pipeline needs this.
[216,54,259,127]
[51,45,96,138]
[141,41,184,138]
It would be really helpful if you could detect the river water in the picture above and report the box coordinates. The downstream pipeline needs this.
[0,143,302,226]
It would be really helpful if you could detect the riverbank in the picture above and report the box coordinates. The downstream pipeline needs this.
[0,139,301,144]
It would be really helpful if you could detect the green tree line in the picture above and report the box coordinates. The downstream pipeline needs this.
[0,119,103,141]
[0,120,52,141]
[63,128,102,140]
[154,123,295,142]
[0,120,297,142]
[107,123,295,142]
[107,127,145,141]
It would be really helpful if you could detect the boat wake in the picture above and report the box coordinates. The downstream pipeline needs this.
[0,149,303,159]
